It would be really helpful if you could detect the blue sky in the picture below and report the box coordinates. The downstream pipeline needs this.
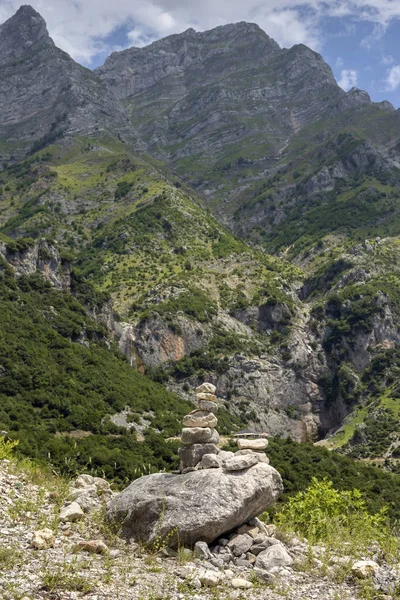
[1,0,400,107]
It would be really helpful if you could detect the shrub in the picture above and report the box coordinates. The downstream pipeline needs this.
[274,478,391,553]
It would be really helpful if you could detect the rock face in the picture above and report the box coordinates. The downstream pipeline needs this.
[0,6,130,162]
[106,461,283,547]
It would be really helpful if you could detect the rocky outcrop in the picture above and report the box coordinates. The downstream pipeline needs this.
[0,239,71,291]
[0,6,130,162]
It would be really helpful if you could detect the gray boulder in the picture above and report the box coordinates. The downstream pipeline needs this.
[106,462,283,547]
[255,544,293,572]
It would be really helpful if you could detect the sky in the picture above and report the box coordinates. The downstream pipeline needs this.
[1,0,400,107]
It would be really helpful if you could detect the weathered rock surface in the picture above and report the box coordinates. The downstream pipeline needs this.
[31,528,55,550]
[237,439,268,451]
[106,462,283,546]
[224,453,268,471]
[181,427,219,445]
[255,544,294,571]
[178,443,219,470]
[183,410,218,429]
[59,502,85,523]
[352,560,380,578]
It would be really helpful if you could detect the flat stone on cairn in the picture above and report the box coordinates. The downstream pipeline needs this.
[183,410,218,429]
[237,438,268,451]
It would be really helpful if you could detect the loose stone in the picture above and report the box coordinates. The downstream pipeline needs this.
[231,578,253,589]
[237,438,268,451]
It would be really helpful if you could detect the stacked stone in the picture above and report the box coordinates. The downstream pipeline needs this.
[178,383,221,473]
[228,436,269,471]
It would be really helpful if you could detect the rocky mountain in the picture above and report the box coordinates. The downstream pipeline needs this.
[0,6,399,469]
[0,6,130,165]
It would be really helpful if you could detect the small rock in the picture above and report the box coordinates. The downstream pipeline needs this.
[110,549,121,558]
[59,502,85,522]
[75,474,94,488]
[198,569,222,587]
[198,400,219,413]
[224,453,266,471]
[352,560,379,578]
[231,578,252,589]
[31,528,55,550]
[251,537,281,555]
[181,427,218,445]
[209,557,224,568]
[255,544,293,571]
[194,541,213,560]
[195,383,216,395]
[76,540,109,554]
[227,533,253,557]
[199,454,223,469]
[237,439,268,451]
[69,485,97,501]
[183,411,218,429]
[235,558,252,568]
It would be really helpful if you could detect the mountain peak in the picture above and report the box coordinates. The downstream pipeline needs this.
[15,4,42,18]
[0,4,53,64]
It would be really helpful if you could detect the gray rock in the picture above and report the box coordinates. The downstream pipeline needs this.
[251,538,281,555]
[224,453,267,471]
[181,427,219,445]
[199,454,223,469]
[198,400,219,413]
[195,383,216,395]
[209,557,224,569]
[218,450,235,464]
[178,443,219,470]
[235,558,253,568]
[255,545,293,572]
[106,462,283,547]
[194,541,213,560]
[227,534,254,557]
[59,502,85,523]
[237,439,268,451]
[183,411,218,429]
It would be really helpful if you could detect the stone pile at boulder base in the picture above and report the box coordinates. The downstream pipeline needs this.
[106,383,283,547]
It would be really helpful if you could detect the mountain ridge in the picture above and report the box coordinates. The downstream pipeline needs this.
[0,6,400,469]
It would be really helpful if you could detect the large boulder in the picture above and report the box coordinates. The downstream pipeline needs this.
[106,462,283,547]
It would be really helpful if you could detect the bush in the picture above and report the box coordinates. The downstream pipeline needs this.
[274,478,391,552]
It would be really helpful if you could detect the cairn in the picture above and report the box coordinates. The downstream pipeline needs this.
[107,382,282,547]
[178,383,269,473]
[178,382,221,473]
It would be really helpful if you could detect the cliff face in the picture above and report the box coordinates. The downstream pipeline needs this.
[0,6,130,163]
[96,23,345,189]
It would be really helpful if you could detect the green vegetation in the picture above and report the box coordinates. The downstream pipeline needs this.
[0,268,193,483]
[274,478,398,559]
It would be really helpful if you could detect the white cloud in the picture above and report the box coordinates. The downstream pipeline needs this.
[336,56,344,67]
[385,65,400,91]
[337,69,358,90]
[381,54,395,65]
[1,1,400,65]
